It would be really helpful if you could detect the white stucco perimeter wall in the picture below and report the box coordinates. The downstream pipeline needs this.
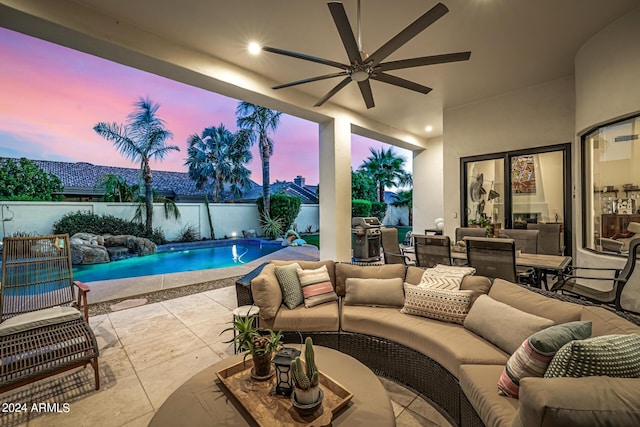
[573,6,640,272]
[442,77,576,239]
[0,202,319,242]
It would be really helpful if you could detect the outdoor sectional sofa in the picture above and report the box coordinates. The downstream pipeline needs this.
[235,260,640,427]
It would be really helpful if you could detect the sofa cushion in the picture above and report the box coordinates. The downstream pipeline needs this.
[297,265,338,308]
[0,306,82,337]
[488,279,582,324]
[341,305,508,377]
[514,376,640,427]
[250,263,282,320]
[459,364,520,427]
[344,277,405,307]
[402,284,474,324]
[460,275,492,304]
[404,266,426,285]
[274,263,303,309]
[464,295,554,354]
[335,263,405,296]
[544,334,640,378]
[581,306,640,337]
[260,301,339,332]
[497,321,592,398]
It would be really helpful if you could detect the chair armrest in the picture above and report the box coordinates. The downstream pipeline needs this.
[74,281,90,321]
[514,376,640,427]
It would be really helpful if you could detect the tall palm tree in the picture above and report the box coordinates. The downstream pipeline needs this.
[236,101,282,213]
[185,124,253,203]
[360,147,413,202]
[93,97,179,234]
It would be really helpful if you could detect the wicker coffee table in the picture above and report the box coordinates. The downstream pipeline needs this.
[149,346,395,426]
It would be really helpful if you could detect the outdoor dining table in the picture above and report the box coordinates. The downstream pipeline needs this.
[451,251,572,289]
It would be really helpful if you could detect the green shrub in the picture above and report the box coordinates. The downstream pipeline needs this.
[371,201,387,221]
[352,199,372,218]
[178,224,199,242]
[52,211,166,244]
[257,194,301,232]
[0,158,64,201]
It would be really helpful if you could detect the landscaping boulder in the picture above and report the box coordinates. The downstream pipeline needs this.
[103,235,157,256]
[70,233,110,265]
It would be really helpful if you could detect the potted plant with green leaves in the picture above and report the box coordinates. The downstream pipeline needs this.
[290,337,323,410]
[222,313,283,379]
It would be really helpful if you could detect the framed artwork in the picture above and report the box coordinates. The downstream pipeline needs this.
[511,155,536,194]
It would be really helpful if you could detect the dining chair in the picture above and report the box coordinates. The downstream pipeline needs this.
[527,223,563,255]
[498,229,539,254]
[465,237,517,282]
[551,238,640,313]
[455,227,487,244]
[413,234,452,268]
[380,228,413,265]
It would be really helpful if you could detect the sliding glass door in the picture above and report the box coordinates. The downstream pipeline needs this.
[461,144,572,254]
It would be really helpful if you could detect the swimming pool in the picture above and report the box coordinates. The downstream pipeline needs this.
[72,239,282,282]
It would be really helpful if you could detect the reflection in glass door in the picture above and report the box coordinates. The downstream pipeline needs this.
[464,157,505,236]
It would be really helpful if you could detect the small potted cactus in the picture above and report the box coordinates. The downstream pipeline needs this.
[291,337,322,406]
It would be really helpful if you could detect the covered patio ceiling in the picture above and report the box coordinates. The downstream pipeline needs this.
[1,0,638,141]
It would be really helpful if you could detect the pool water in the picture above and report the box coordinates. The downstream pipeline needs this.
[72,240,281,282]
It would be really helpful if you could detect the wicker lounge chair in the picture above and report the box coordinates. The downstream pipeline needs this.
[413,234,452,268]
[0,234,100,393]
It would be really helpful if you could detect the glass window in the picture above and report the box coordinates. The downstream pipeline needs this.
[584,114,640,254]
[464,158,505,235]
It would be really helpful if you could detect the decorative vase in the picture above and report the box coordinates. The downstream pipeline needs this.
[252,352,273,378]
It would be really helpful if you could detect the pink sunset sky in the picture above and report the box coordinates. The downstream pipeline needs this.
[0,28,412,186]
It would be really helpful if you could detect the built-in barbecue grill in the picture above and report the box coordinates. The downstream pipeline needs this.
[351,217,382,262]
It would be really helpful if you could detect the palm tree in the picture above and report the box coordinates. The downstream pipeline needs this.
[391,189,413,225]
[360,147,413,202]
[96,174,136,202]
[236,101,282,213]
[185,124,253,203]
[93,97,179,234]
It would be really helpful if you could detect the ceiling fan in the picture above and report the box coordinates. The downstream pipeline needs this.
[262,1,471,109]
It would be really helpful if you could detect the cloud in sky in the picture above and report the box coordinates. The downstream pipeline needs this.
[0,28,412,186]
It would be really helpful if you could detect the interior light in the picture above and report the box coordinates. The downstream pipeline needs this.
[425,126,433,132]
[248,42,262,55]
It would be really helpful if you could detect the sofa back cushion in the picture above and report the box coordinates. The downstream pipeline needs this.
[464,295,554,354]
[251,263,282,320]
[335,263,405,296]
[460,275,492,304]
[488,279,582,324]
[344,277,405,307]
[405,266,426,285]
[581,306,640,337]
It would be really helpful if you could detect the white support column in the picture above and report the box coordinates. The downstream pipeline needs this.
[319,116,352,261]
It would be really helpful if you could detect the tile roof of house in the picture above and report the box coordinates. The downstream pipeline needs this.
[1,157,319,203]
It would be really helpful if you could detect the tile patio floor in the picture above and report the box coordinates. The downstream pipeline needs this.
[1,284,452,427]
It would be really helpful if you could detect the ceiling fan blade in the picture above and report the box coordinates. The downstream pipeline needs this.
[379,51,471,71]
[263,46,347,70]
[358,80,375,109]
[367,2,449,67]
[328,1,362,64]
[314,77,352,107]
[370,73,432,94]
[272,71,348,90]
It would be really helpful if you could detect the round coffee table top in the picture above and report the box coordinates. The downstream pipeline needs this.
[149,345,395,426]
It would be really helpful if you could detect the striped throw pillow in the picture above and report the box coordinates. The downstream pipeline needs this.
[497,321,592,398]
[544,334,640,378]
[401,284,474,324]
[297,265,338,308]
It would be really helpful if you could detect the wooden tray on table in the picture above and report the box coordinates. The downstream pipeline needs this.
[215,357,353,426]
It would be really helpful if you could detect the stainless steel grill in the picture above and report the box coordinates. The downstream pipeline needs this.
[351,217,382,262]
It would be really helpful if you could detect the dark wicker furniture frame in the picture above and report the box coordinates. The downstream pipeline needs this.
[235,263,640,427]
[1,234,100,394]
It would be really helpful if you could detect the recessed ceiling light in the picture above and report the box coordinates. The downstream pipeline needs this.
[425,126,433,132]
[248,42,261,55]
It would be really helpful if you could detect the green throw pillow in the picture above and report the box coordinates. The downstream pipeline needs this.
[274,263,303,309]
[544,334,640,378]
